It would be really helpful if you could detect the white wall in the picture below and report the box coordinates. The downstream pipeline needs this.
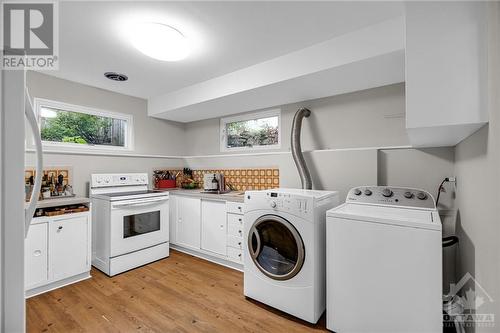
[453,3,500,331]
[2,70,27,332]
[186,83,409,155]
[26,74,456,206]
[184,83,455,207]
[25,72,186,196]
[27,71,186,156]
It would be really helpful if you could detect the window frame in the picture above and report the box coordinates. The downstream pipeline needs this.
[33,98,134,152]
[220,109,281,152]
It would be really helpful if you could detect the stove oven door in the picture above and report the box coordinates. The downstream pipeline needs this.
[110,196,169,257]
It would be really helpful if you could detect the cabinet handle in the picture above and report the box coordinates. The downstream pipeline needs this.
[238,253,242,257]
[237,206,242,210]
[238,230,242,234]
[238,242,242,246]
[57,226,63,230]
[238,218,242,222]
[33,250,42,256]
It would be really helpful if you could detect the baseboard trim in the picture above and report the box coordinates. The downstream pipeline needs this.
[171,244,243,272]
[25,271,91,298]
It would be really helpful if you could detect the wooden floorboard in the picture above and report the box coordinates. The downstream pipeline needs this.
[27,250,328,333]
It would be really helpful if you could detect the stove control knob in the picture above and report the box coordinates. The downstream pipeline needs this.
[353,189,362,196]
[364,189,372,196]
[270,201,277,208]
[381,188,393,197]
[417,192,428,200]
[404,191,413,199]
[96,178,102,184]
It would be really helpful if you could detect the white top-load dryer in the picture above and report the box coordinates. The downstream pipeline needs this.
[326,186,442,333]
[244,188,339,323]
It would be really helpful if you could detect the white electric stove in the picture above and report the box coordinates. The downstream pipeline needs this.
[90,173,169,276]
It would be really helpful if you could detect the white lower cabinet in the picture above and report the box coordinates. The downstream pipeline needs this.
[25,211,91,297]
[175,196,201,250]
[170,195,244,268]
[201,200,227,256]
[25,223,48,289]
[49,215,89,281]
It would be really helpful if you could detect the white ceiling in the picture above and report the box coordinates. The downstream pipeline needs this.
[42,1,405,99]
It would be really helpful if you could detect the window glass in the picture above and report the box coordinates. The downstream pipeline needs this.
[37,101,132,150]
[221,110,280,151]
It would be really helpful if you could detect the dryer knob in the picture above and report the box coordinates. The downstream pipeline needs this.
[381,188,393,197]
[270,201,277,208]
[404,191,413,199]
[364,189,372,196]
[353,189,362,196]
[417,192,428,200]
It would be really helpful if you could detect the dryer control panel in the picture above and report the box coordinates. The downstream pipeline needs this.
[346,186,436,209]
[245,190,313,218]
[266,191,311,215]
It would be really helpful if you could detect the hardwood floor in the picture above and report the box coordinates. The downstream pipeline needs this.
[27,250,328,332]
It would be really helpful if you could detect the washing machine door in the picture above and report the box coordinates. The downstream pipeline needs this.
[248,214,305,281]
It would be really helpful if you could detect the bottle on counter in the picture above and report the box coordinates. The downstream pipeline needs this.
[211,174,219,191]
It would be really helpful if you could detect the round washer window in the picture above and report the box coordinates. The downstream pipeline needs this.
[248,214,305,280]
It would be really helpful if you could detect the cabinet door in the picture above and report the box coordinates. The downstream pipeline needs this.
[49,215,89,281]
[201,200,227,256]
[25,223,48,289]
[176,197,201,250]
[169,195,177,244]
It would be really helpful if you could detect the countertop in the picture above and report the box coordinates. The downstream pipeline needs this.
[156,188,246,203]
[26,196,91,209]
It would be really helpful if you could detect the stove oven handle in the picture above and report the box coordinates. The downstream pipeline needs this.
[112,198,168,209]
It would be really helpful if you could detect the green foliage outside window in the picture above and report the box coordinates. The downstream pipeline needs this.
[40,108,126,147]
[226,116,279,148]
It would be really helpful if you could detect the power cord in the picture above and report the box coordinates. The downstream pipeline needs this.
[435,178,449,206]
[436,177,456,206]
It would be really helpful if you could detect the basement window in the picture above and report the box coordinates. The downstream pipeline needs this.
[220,109,281,152]
[34,98,134,151]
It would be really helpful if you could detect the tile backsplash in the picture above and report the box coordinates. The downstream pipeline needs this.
[154,168,279,191]
[24,167,72,185]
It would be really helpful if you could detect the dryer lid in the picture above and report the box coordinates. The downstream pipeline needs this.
[327,203,442,231]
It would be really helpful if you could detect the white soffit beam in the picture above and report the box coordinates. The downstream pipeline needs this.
[148,16,405,122]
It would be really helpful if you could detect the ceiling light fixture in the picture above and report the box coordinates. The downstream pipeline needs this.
[129,22,190,61]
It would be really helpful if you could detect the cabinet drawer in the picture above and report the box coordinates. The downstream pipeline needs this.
[226,201,244,215]
[227,235,244,250]
[227,247,243,263]
[227,213,243,228]
[228,222,243,238]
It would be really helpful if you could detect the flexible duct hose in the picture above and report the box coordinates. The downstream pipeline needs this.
[291,107,312,190]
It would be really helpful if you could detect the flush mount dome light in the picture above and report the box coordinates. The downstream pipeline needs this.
[129,22,190,61]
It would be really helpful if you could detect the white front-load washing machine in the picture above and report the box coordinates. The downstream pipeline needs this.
[244,188,339,323]
[326,186,442,333]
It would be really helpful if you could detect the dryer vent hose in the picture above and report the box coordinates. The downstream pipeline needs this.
[291,108,312,190]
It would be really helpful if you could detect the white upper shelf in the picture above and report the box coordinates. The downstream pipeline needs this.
[148,17,405,123]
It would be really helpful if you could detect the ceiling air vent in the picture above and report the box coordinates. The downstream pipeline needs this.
[104,72,128,81]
